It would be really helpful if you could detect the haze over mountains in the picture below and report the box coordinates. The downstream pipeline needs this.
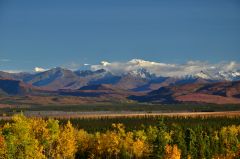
[1,59,240,104]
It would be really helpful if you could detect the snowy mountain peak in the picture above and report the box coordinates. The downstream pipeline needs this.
[34,67,46,72]
[91,59,240,81]
[217,70,240,81]
[5,59,240,82]
[195,71,212,79]
[193,70,240,81]
[100,61,110,66]
[128,68,154,79]
[232,71,240,77]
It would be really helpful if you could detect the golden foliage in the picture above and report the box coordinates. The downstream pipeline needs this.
[76,129,94,156]
[164,144,181,159]
[1,114,240,158]
[54,121,77,159]
[0,135,7,159]
[2,114,45,159]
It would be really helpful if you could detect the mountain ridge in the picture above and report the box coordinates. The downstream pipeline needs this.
[129,81,240,104]
[0,77,240,104]
[0,65,237,92]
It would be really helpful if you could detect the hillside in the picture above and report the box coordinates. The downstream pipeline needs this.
[0,78,40,95]
[129,81,240,104]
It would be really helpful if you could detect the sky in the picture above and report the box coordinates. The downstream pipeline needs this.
[0,0,240,72]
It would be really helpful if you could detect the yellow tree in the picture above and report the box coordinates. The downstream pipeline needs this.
[133,129,152,158]
[45,118,60,158]
[94,131,121,158]
[54,121,77,159]
[76,129,94,158]
[2,114,45,159]
[132,138,151,159]
[220,125,240,156]
[164,144,181,159]
[121,132,134,158]
[30,117,61,158]
[29,118,49,147]
[112,123,125,137]
[0,134,7,159]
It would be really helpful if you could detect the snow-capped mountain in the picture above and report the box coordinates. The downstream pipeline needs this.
[194,70,240,81]
[128,68,155,79]
[217,70,240,81]
[1,59,240,91]
[195,71,213,79]
[91,59,240,81]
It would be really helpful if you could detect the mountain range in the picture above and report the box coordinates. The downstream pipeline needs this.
[0,67,215,91]
[1,59,240,104]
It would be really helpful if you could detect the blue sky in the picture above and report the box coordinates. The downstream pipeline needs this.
[0,0,240,71]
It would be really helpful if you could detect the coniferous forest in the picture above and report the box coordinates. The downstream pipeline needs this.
[0,114,240,159]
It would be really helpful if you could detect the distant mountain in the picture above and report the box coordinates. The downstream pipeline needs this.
[0,68,220,92]
[79,84,113,91]
[0,78,41,95]
[128,68,155,79]
[74,69,106,77]
[1,59,240,104]
[0,67,161,91]
[196,81,240,97]
[194,70,240,81]
[129,87,177,104]
[1,74,240,104]
[129,81,240,104]
[0,71,32,81]
[0,59,240,92]
[91,59,240,81]
[23,67,87,90]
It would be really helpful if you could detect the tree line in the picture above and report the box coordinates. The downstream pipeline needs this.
[0,114,240,159]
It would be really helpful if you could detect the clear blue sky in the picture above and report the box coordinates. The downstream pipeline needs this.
[0,0,240,71]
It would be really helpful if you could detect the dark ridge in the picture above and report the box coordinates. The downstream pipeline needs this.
[128,87,177,104]
[59,91,105,97]
[0,79,21,95]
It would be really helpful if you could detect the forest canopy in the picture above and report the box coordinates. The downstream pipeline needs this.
[0,114,240,159]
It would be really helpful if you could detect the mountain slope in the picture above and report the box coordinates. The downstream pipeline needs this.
[129,81,240,104]
[0,59,240,92]
[0,78,40,95]
[24,67,88,90]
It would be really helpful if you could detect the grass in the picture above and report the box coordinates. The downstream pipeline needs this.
[0,102,240,133]
[1,103,240,115]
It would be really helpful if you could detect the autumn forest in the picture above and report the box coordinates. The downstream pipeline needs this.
[0,114,240,159]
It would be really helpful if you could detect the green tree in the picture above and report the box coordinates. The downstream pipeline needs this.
[171,124,187,158]
[152,118,171,159]
[45,118,60,158]
[185,128,197,159]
